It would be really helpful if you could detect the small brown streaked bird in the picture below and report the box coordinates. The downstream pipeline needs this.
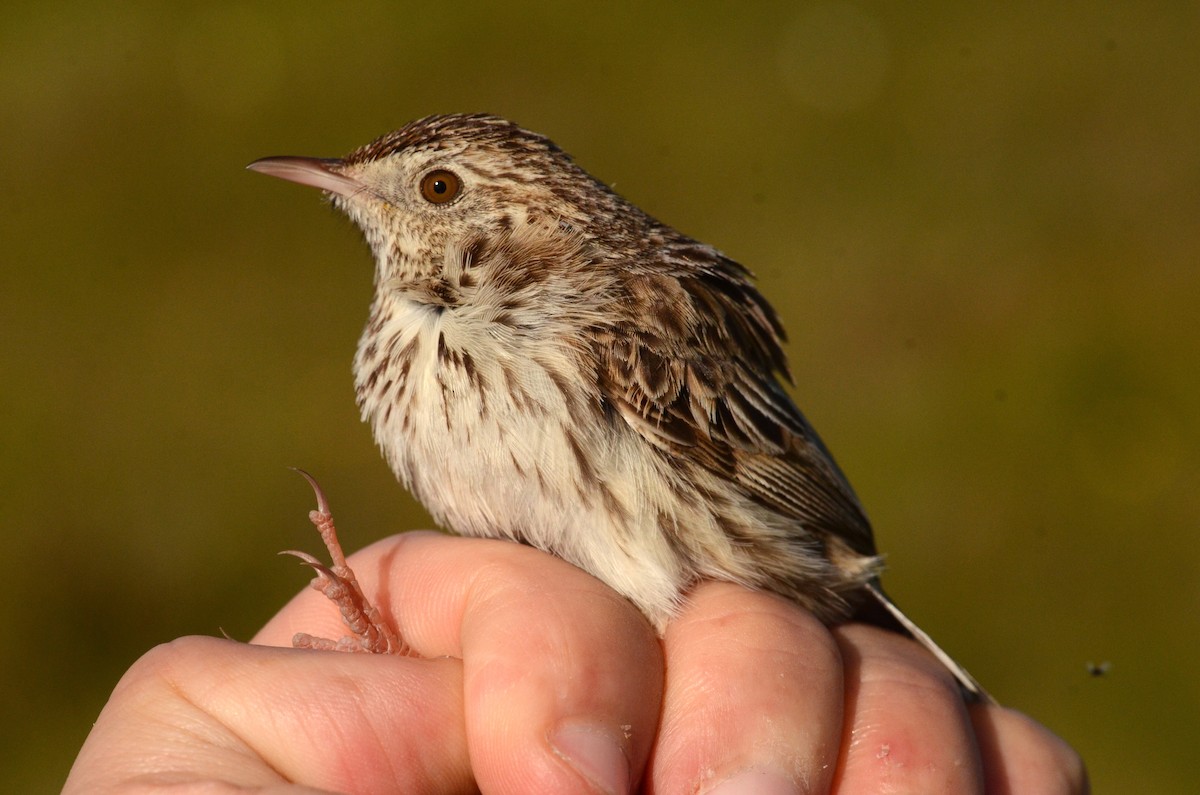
[248,113,991,703]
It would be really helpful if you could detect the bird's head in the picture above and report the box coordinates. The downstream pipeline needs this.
[248,114,641,308]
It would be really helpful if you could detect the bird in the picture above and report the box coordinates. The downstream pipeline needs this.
[248,113,990,702]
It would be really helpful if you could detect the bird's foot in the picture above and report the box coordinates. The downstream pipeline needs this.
[282,469,409,655]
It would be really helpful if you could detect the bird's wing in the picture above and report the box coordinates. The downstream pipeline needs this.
[596,254,875,556]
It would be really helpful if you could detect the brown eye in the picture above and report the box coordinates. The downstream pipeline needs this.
[420,169,461,204]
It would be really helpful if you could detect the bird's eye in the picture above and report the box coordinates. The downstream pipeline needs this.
[419,169,462,204]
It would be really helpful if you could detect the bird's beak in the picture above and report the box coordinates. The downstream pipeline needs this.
[246,156,363,199]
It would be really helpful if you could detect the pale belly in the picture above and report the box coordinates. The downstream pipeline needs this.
[354,300,696,626]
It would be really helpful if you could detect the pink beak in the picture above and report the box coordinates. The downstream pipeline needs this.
[246,156,364,198]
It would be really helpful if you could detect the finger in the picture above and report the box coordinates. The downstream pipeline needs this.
[970,705,1089,794]
[260,531,664,795]
[648,581,845,794]
[65,636,470,794]
[831,623,984,794]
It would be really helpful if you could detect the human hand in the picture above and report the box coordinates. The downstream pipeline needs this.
[65,532,1087,793]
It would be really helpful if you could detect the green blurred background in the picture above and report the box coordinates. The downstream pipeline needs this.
[2,1,1196,791]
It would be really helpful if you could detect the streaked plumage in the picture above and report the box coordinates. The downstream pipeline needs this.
[249,114,988,701]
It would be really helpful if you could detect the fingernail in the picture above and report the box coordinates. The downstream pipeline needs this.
[551,723,630,795]
[705,768,799,795]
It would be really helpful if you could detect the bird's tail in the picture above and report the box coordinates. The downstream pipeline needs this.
[859,581,995,705]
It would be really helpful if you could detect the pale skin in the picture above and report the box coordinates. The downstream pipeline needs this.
[65,533,1087,794]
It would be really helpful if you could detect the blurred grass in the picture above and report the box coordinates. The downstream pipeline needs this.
[2,1,1196,791]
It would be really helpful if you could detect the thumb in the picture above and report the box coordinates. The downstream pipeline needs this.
[66,636,472,793]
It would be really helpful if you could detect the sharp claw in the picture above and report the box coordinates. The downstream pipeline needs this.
[280,550,337,581]
[279,549,321,565]
[281,472,407,656]
[289,467,331,515]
